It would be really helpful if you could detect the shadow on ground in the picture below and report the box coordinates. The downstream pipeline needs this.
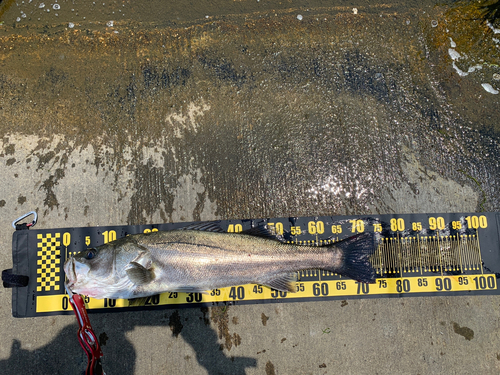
[1,307,256,375]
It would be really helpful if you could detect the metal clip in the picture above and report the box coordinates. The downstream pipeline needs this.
[12,211,38,229]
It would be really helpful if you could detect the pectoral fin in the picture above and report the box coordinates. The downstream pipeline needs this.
[131,251,153,269]
[127,297,148,307]
[125,261,155,285]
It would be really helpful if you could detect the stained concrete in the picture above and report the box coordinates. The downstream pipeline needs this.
[1,1,500,374]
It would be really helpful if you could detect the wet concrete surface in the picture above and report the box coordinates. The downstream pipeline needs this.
[1,0,500,374]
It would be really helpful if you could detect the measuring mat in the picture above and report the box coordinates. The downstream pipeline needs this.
[5,212,500,317]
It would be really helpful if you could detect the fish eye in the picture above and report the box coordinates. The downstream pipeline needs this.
[85,249,97,260]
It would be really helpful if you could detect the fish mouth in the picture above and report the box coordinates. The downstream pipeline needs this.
[63,257,76,289]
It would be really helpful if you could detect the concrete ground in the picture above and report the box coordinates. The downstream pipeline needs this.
[1,0,500,374]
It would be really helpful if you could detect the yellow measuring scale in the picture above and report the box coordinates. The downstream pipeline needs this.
[4,212,499,317]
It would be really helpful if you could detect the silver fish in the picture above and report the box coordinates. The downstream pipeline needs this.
[64,223,376,299]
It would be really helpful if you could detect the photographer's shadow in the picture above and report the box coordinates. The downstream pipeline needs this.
[1,306,256,375]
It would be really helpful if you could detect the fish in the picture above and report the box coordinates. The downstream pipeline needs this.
[64,222,377,299]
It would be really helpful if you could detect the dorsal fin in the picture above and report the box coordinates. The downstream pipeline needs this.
[241,225,286,243]
[179,222,225,232]
[180,222,285,242]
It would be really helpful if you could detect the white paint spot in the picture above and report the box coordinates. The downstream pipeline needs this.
[481,83,499,94]
[487,21,500,34]
[448,48,460,61]
[165,101,211,138]
[452,62,482,77]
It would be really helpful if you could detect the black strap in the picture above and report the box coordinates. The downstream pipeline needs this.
[15,223,30,231]
[2,269,29,288]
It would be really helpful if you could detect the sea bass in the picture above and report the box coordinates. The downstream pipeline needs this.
[64,223,376,299]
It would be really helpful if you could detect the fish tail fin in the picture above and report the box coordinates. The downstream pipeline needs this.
[334,232,377,284]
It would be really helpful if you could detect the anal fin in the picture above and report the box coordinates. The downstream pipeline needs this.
[261,273,297,292]
[170,287,210,295]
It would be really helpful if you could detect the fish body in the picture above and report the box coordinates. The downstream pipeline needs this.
[64,224,376,299]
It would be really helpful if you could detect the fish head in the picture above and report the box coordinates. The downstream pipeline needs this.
[64,241,125,298]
